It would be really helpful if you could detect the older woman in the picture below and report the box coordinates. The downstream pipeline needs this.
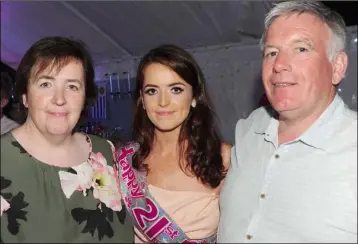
[0,37,133,243]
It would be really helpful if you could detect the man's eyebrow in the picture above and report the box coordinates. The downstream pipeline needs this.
[263,38,315,54]
[291,38,315,49]
[263,44,278,50]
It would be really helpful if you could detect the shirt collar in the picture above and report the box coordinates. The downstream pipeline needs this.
[298,94,346,151]
[254,94,348,151]
[253,106,278,135]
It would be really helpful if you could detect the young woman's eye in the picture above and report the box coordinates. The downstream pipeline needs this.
[171,87,183,94]
[68,84,79,91]
[144,88,157,95]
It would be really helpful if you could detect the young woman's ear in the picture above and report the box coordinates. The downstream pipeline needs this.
[140,91,145,110]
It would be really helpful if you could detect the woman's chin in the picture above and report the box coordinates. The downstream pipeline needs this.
[46,125,73,136]
[155,124,182,133]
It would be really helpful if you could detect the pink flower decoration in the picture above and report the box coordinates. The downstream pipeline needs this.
[1,195,10,216]
[59,151,122,212]
[59,162,93,198]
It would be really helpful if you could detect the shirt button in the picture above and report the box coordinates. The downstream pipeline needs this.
[246,234,253,240]
[275,154,280,159]
[260,193,266,199]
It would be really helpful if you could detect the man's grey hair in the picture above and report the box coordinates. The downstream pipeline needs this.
[259,1,347,61]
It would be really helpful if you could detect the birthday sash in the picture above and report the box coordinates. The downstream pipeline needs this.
[114,143,217,243]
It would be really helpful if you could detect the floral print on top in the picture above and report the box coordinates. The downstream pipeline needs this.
[0,133,133,243]
[59,149,122,212]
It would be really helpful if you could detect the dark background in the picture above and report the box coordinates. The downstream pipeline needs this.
[322,1,357,27]
[1,62,15,78]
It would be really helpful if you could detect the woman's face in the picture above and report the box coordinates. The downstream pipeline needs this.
[141,63,195,132]
[23,60,86,136]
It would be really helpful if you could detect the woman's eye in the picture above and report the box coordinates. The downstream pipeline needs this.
[171,87,183,94]
[144,89,157,95]
[39,82,51,88]
[68,84,79,91]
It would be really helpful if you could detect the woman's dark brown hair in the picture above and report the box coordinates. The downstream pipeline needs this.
[14,36,97,107]
[133,44,226,189]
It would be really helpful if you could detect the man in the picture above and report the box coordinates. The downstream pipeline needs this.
[218,1,357,243]
[1,74,19,135]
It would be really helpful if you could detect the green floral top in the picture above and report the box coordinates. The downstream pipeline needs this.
[0,132,133,243]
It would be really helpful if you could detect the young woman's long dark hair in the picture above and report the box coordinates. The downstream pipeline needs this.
[132,44,226,189]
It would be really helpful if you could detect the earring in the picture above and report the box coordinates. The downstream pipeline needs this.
[191,100,196,108]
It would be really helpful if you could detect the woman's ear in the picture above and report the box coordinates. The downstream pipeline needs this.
[22,94,29,108]
[140,91,145,110]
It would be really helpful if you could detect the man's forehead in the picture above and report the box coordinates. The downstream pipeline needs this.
[269,12,328,30]
[266,12,330,44]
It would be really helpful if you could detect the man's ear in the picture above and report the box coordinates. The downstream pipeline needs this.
[332,51,348,86]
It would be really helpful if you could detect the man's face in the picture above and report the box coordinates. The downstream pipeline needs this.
[262,13,346,119]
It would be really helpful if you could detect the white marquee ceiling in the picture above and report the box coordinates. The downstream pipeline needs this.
[1,1,275,68]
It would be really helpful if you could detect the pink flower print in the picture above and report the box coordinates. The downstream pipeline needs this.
[59,162,93,198]
[111,164,121,190]
[90,152,107,174]
[60,150,122,212]
[1,195,10,216]
[92,165,122,212]
[109,199,122,211]
[92,183,122,212]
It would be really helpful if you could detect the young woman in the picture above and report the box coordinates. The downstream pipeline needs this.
[115,44,231,243]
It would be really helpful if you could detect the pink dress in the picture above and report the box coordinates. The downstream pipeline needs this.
[134,184,219,243]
